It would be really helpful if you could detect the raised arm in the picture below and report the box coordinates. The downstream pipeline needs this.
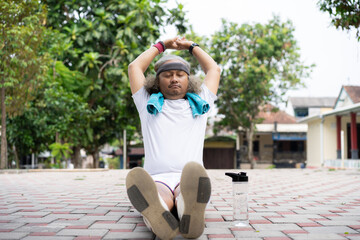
[175,38,221,95]
[128,37,179,94]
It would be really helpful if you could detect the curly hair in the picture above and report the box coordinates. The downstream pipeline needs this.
[144,55,203,95]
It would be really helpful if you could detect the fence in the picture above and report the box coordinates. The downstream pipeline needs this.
[324,159,360,169]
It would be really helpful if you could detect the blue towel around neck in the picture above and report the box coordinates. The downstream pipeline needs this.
[147,92,164,116]
[146,92,210,118]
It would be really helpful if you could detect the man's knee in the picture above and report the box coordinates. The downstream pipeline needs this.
[156,182,175,210]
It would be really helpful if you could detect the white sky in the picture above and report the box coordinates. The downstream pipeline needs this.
[163,0,360,99]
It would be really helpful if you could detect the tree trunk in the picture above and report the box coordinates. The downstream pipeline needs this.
[236,131,241,169]
[55,132,60,143]
[61,152,65,169]
[122,129,127,169]
[72,146,82,168]
[1,86,7,169]
[12,144,19,169]
[247,123,255,169]
[91,148,99,168]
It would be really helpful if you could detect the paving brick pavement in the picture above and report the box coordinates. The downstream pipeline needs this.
[0,168,359,240]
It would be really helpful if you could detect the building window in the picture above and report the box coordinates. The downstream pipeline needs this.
[294,108,308,117]
[243,140,259,153]
[278,141,304,152]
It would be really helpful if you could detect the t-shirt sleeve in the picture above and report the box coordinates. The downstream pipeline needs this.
[200,83,217,108]
[132,87,150,114]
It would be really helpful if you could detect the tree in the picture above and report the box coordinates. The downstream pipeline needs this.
[7,60,107,168]
[49,142,73,168]
[0,0,50,169]
[211,17,314,168]
[44,0,188,167]
[172,28,209,75]
[318,0,360,40]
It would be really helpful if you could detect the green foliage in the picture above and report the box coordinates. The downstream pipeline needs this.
[49,142,73,160]
[0,0,50,116]
[49,142,73,168]
[43,0,188,166]
[318,0,360,40]
[210,16,313,167]
[106,157,119,169]
[7,60,107,159]
[266,164,276,169]
[211,16,313,131]
[0,0,51,169]
[172,28,209,75]
[6,0,188,168]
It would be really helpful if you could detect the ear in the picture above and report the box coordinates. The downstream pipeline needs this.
[155,76,160,88]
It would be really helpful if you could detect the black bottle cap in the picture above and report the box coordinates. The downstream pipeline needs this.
[225,172,248,182]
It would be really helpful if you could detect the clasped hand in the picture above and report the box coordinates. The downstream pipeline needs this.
[164,37,194,51]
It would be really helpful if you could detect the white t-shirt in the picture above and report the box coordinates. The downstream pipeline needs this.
[132,84,217,175]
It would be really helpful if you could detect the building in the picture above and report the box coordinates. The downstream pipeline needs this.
[204,104,307,169]
[299,85,360,169]
[243,104,307,167]
[287,97,336,118]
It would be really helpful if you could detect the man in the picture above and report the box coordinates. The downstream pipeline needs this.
[126,37,220,239]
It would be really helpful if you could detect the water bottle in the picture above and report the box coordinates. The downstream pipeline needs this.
[225,172,249,227]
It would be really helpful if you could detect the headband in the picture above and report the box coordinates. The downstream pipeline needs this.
[156,62,190,77]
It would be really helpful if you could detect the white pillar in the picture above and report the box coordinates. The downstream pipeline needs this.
[341,130,345,168]
[320,116,324,166]
[31,153,35,169]
[236,133,240,169]
[236,133,240,150]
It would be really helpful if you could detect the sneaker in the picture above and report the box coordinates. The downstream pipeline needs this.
[126,167,179,240]
[177,162,211,239]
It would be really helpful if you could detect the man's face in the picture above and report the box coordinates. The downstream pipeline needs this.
[158,62,189,100]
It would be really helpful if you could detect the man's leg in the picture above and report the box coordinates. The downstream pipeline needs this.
[156,182,175,210]
[126,167,179,240]
[175,162,211,239]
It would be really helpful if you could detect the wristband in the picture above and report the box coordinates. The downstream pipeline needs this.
[159,41,166,51]
[153,41,165,54]
[189,43,199,55]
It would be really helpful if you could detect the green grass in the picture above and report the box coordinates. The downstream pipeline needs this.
[266,164,276,169]
[74,176,86,180]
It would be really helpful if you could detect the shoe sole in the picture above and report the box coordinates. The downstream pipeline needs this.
[179,162,211,239]
[126,167,179,240]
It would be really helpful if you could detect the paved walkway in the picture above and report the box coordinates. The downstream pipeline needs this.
[0,168,359,240]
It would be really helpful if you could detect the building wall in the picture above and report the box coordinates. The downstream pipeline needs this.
[307,115,360,167]
[308,107,334,116]
[323,115,337,160]
[239,132,305,164]
[259,134,273,162]
[285,101,295,116]
[307,119,321,167]
[309,108,321,116]
[203,140,235,169]
[339,115,355,159]
[336,90,353,108]
[321,108,335,114]
[204,141,235,149]
[342,116,350,159]
[322,115,358,160]
[307,117,337,167]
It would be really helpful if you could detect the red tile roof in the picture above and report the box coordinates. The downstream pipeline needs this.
[257,104,297,124]
[343,86,360,104]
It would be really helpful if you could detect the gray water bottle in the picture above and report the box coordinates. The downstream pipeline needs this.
[225,172,249,226]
